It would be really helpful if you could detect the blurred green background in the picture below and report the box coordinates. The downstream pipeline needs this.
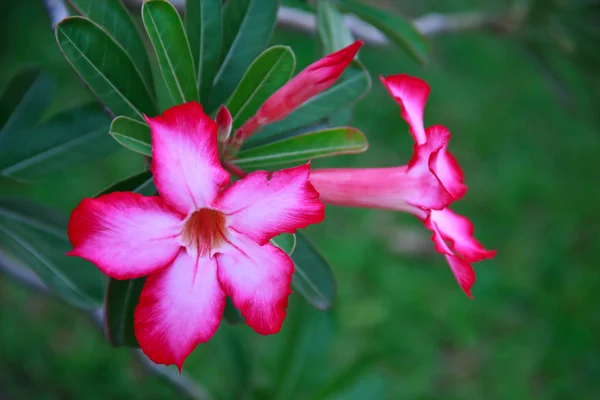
[1,0,599,399]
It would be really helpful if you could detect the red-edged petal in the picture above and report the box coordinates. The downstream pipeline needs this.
[310,165,451,213]
[146,102,230,214]
[380,74,430,145]
[68,192,183,280]
[237,41,363,139]
[425,126,467,200]
[423,208,496,297]
[428,208,496,262]
[216,233,293,335]
[134,250,226,371]
[214,164,324,245]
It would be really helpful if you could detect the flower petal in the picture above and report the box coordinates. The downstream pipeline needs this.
[445,255,476,299]
[216,105,233,144]
[428,208,496,262]
[380,74,430,145]
[68,192,183,280]
[216,233,293,335]
[134,250,226,371]
[425,126,467,200]
[237,41,363,139]
[214,164,324,245]
[146,102,230,214]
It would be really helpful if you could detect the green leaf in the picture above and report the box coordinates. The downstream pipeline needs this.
[109,116,152,157]
[272,233,297,255]
[254,62,371,140]
[185,0,222,102]
[67,0,154,90]
[317,0,354,54]
[101,171,154,347]
[142,0,198,106]
[291,232,336,310]
[223,297,245,325]
[0,198,106,309]
[0,68,53,145]
[0,105,116,180]
[337,0,429,65]
[226,46,296,130]
[56,16,157,121]
[209,0,278,110]
[233,127,368,169]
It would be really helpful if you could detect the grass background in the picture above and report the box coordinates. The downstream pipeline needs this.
[1,0,599,399]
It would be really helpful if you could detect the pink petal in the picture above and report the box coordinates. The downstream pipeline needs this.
[68,192,183,280]
[135,250,226,371]
[428,208,497,262]
[146,102,230,214]
[310,165,451,214]
[425,126,467,200]
[380,74,430,145]
[216,232,293,335]
[423,208,496,297]
[214,164,324,245]
[237,41,363,139]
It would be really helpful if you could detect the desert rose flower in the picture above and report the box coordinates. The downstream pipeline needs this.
[68,102,325,369]
[310,74,495,297]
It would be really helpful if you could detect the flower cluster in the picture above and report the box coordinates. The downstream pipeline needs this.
[310,74,496,297]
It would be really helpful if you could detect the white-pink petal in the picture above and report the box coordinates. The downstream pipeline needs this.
[68,192,183,280]
[214,164,324,245]
[146,102,230,214]
[134,250,226,371]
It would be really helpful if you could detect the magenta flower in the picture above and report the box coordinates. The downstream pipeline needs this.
[310,74,495,297]
[68,102,325,369]
[233,40,363,143]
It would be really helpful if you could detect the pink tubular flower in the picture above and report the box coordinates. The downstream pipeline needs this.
[310,74,495,297]
[68,102,325,370]
[235,40,363,141]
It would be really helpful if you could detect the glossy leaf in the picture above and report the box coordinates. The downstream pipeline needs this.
[101,171,154,347]
[254,61,371,140]
[185,0,222,102]
[0,106,115,180]
[317,0,354,54]
[210,0,278,109]
[56,17,157,121]
[67,0,154,89]
[0,68,53,144]
[338,0,429,65]
[272,233,297,255]
[0,198,105,309]
[233,127,368,169]
[109,116,152,157]
[227,46,296,130]
[142,0,198,106]
[291,232,336,310]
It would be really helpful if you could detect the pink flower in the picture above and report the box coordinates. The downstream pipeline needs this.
[310,74,495,297]
[68,102,325,370]
[234,40,363,142]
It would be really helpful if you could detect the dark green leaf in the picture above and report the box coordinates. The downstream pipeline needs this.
[102,170,155,347]
[291,232,336,310]
[0,198,105,309]
[185,0,222,102]
[233,127,368,169]
[67,0,154,90]
[224,297,245,325]
[226,46,295,130]
[56,17,157,121]
[254,62,371,140]
[272,233,296,255]
[142,0,198,106]
[209,0,278,110]
[0,68,53,145]
[317,0,354,54]
[109,116,152,157]
[0,105,116,180]
[337,0,429,65]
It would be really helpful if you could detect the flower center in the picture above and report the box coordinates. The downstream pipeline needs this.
[181,209,227,258]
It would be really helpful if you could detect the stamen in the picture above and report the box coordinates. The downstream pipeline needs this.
[181,209,226,257]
